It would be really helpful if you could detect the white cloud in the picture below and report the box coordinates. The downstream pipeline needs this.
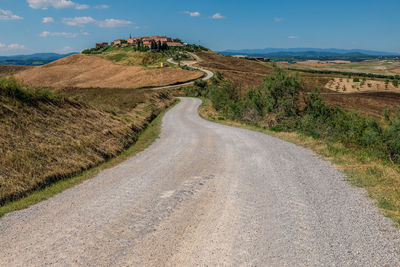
[274,17,283,23]
[62,16,95,26]
[288,35,299,39]
[184,11,200,17]
[97,19,132,28]
[80,29,89,35]
[63,46,73,51]
[27,0,89,10]
[94,4,109,9]
[39,31,79,38]
[8,43,25,50]
[42,17,54,23]
[62,16,132,28]
[0,9,23,20]
[0,43,6,48]
[74,4,89,9]
[211,13,224,19]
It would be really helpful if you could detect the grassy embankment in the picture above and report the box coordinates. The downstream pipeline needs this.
[0,77,176,216]
[185,66,400,226]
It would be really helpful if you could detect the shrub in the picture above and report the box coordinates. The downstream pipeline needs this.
[385,109,400,163]
[184,86,202,97]
[262,68,304,118]
[215,71,223,80]
[353,77,360,82]
[194,79,207,88]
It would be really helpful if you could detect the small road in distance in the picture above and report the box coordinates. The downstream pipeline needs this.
[0,98,400,266]
[151,53,213,90]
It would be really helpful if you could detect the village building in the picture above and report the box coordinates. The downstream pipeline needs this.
[112,36,183,48]
[96,42,108,49]
[166,42,183,47]
[111,39,127,47]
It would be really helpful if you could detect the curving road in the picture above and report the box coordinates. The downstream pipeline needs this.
[1,98,400,266]
[151,55,213,90]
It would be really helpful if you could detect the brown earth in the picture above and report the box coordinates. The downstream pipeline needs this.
[0,84,174,204]
[14,54,203,89]
[320,91,400,118]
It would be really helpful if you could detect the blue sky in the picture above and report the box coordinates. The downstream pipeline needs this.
[0,0,399,55]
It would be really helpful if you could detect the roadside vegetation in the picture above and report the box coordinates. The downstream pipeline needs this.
[0,77,174,207]
[185,67,400,225]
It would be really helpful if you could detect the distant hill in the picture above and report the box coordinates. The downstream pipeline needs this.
[220,48,400,58]
[0,53,77,66]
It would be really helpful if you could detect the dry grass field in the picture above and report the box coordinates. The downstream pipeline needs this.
[326,77,399,93]
[0,65,33,78]
[14,54,202,89]
[280,60,400,76]
[0,78,174,204]
[196,51,274,90]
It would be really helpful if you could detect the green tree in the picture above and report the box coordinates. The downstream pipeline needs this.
[262,68,304,117]
[157,40,162,51]
[150,40,156,50]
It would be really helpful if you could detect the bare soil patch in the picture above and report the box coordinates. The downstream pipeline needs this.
[15,54,202,89]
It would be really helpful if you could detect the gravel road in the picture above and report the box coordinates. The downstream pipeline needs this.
[1,98,400,266]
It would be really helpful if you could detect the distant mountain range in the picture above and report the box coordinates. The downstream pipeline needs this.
[220,48,400,57]
[0,53,77,66]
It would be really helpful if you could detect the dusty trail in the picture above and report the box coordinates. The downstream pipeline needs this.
[1,98,400,266]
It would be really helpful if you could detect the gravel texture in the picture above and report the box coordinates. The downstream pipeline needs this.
[0,97,399,266]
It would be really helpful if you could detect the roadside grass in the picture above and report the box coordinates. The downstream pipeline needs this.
[0,99,179,217]
[198,97,400,226]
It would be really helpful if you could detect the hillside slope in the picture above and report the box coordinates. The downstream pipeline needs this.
[196,51,274,90]
[14,54,202,89]
[0,79,174,204]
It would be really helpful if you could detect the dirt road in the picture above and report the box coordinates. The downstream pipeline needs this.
[1,98,399,266]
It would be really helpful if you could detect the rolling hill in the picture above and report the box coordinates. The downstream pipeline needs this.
[0,53,77,66]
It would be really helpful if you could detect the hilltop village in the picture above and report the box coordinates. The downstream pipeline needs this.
[96,36,184,50]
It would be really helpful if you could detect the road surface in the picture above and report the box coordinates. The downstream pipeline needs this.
[151,55,213,90]
[1,98,400,266]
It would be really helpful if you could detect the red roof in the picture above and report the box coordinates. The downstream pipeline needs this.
[167,42,183,47]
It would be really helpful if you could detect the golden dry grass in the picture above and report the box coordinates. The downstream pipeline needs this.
[0,82,174,204]
[0,65,33,78]
[14,54,202,89]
